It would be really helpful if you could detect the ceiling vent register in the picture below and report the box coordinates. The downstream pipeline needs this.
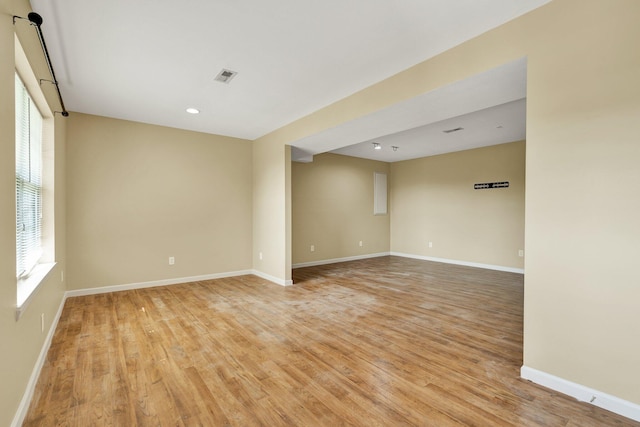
[214,69,238,84]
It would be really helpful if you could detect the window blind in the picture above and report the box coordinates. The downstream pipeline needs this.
[15,73,43,278]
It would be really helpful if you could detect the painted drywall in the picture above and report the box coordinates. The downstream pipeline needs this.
[391,141,525,269]
[253,0,640,407]
[292,153,390,265]
[66,113,253,289]
[521,1,640,404]
[0,0,67,425]
[252,139,292,284]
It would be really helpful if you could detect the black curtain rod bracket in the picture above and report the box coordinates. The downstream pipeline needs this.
[13,12,69,117]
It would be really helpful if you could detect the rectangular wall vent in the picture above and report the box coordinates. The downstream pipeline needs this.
[474,181,509,189]
[214,69,238,84]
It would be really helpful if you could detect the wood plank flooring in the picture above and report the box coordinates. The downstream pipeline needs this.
[24,256,639,426]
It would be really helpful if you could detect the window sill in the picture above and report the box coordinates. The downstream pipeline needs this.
[16,262,56,320]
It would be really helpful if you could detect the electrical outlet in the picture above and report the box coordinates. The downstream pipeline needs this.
[310,245,315,252]
[259,252,263,260]
[61,270,64,282]
[518,249,524,257]
[40,313,45,333]
[359,241,363,247]
[169,256,175,265]
[428,241,433,248]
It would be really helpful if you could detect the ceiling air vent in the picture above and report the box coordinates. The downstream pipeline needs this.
[442,126,464,134]
[214,69,238,84]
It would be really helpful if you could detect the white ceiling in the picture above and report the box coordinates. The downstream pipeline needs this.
[292,57,527,162]
[330,98,526,162]
[30,0,548,147]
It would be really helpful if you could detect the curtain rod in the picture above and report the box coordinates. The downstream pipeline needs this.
[13,12,69,117]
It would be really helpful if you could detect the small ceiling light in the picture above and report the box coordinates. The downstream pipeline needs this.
[186,107,200,114]
[373,142,381,150]
[392,146,398,152]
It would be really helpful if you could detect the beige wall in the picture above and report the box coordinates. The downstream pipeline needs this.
[66,113,253,289]
[253,0,640,406]
[292,153,390,265]
[391,141,525,269]
[522,1,640,402]
[0,0,67,424]
[252,139,291,283]
[292,144,522,269]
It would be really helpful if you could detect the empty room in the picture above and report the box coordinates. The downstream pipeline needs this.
[2,0,639,426]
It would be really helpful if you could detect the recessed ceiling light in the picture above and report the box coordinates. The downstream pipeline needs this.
[186,107,200,114]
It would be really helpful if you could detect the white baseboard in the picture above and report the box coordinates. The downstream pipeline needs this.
[65,270,255,298]
[521,366,640,422]
[292,252,391,269]
[251,269,293,286]
[11,291,67,427]
[390,252,524,274]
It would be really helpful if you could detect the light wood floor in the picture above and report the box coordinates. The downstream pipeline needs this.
[24,256,639,426]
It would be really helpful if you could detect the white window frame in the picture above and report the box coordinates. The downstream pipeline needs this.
[16,72,44,279]
[15,35,56,316]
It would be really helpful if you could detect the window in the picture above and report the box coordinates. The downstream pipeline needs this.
[15,73,43,278]
[14,36,56,315]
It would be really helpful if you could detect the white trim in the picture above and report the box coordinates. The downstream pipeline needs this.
[292,252,391,269]
[65,270,254,298]
[390,252,524,274]
[16,262,57,320]
[251,270,293,286]
[521,366,640,422]
[11,291,66,427]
